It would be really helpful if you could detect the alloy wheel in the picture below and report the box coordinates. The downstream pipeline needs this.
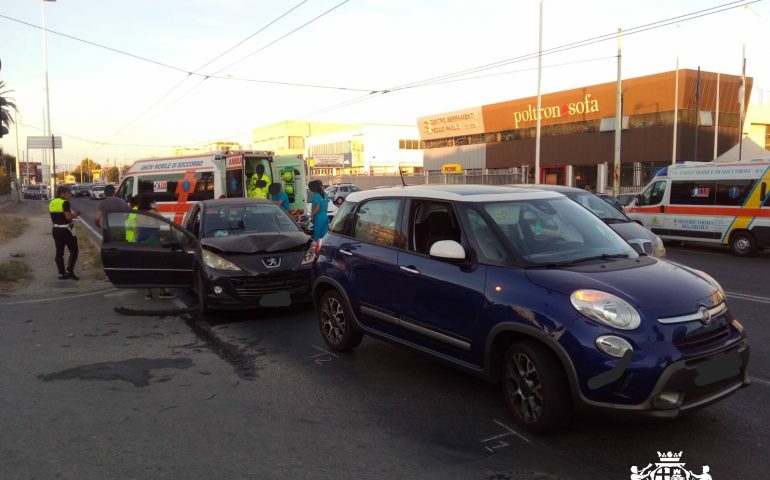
[505,352,544,423]
[321,296,345,344]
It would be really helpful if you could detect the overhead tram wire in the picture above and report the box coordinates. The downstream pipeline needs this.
[276,0,761,123]
[388,0,760,92]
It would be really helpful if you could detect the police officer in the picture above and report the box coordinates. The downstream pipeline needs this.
[49,185,82,280]
[247,164,271,199]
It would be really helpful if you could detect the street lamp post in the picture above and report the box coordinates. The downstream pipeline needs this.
[42,0,56,193]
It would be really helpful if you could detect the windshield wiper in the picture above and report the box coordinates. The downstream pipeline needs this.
[526,253,629,269]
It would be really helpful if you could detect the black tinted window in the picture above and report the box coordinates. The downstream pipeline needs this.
[670,180,716,206]
[137,172,215,202]
[714,179,755,206]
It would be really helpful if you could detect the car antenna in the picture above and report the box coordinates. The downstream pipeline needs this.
[398,163,407,187]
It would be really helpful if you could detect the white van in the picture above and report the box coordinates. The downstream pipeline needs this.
[116,151,275,224]
[626,160,770,256]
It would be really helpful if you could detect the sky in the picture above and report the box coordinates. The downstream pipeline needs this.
[1,0,769,172]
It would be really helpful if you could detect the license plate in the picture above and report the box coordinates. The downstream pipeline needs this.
[259,291,291,307]
[694,350,742,386]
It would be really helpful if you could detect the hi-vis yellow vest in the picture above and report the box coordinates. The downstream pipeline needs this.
[248,173,271,199]
[126,206,137,243]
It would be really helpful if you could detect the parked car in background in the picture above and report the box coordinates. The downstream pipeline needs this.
[513,185,666,257]
[616,193,639,208]
[312,185,749,433]
[325,183,360,205]
[596,193,625,212]
[72,183,92,197]
[22,184,45,200]
[100,198,316,313]
[90,185,106,200]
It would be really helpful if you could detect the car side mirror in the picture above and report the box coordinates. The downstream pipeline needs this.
[429,240,466,261]
[628,241,646,255]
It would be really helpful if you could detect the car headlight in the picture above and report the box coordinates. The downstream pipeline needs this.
[570,290,641,330]
[202,249,242,271]
[655,235,666,256]
[301,241,317,265]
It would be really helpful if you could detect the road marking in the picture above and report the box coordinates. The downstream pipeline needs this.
[0,288,117,306]
[480,419,532,452]
[726,291,770,305]
[751,377,770,387]
[76,217,102,240]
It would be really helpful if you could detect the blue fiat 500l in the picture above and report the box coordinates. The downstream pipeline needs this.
[311,185,750,433]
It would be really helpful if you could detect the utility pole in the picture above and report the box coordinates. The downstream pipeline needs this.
[613,28,622,196]
[693,67,701,161]
[534,0,543,184]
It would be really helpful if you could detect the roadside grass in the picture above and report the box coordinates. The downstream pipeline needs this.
[74,224,107,280]
[0,258,32,287]
[0,214,29,245]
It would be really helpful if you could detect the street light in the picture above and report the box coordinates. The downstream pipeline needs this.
[42,0,56,192]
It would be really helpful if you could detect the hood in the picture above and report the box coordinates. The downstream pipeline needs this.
[525,259,717,309]
[608,220,657,243]
[201,231,310,254]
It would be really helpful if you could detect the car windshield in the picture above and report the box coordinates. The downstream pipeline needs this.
[476,197,638,265]
[202,203,300,238]
[564,191,629,222]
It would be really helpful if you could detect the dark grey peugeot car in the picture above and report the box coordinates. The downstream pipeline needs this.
[101,198,316,312]
[513,184,666,257]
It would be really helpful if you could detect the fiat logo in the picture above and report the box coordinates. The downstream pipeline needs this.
[698,306,711,325]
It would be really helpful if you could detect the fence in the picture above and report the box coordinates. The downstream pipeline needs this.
[311,172,529,190]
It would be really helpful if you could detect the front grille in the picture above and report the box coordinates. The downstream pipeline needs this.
[673,324,731,353]
[681,376,741,406]
[228,270,311,298]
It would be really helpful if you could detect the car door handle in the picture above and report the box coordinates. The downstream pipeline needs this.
[339,249,354,256]
[400,265,420,275]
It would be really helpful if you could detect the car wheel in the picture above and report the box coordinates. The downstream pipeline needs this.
[502,341,572,434]
[319,290,363,351]
[196,271,211,315]
[729,231,756,257]
[334,197,344,206]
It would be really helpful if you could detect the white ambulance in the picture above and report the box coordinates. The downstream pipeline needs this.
[625,159,770,256]
[115,151,311,224]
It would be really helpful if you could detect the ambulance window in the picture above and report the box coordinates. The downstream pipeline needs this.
[116,177,133,202]
[640,180,667,206]
[715,179,754,206]
[189,172,215,201]
[670,180,717,206]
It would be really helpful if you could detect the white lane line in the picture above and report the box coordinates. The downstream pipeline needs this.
[751,377,770,387]
[76,217,102,240]
[0,288,118,306]
[726,291,770,305]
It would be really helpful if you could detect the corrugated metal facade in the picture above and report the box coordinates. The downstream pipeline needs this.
[423,144,486,171]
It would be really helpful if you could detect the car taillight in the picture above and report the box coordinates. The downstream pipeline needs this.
[314,239,322,255]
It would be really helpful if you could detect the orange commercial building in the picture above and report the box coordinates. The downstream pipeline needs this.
[417,69,751,191]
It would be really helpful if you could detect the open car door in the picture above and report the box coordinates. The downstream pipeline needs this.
[101,211,196,288]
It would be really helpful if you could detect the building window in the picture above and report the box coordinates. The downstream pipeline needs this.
[288,136,305,150]
[399,139,421,150]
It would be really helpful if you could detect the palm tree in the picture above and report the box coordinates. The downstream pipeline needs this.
[0,80,18,137]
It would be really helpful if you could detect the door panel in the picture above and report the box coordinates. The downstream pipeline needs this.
[102,211,196,288]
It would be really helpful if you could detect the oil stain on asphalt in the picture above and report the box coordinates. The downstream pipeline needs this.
[38,358,193,387]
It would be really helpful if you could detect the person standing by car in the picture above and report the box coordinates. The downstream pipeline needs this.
[133,193,175,300]
[94,184,129,231]
[269,183,290,210]
[49,185,81,280]
[309,180,329,241]
[247,164,271,199]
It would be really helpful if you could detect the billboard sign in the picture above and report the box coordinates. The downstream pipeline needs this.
[26,136,63,149]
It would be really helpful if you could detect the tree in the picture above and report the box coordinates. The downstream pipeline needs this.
[0,81,18,138]
[73,158,102,183]
[104,166,120,183]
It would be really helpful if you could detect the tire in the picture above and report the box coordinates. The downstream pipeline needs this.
[729,231,756,257]
[334,197,344,206]
[196,270,211,315]
[502,341,572,434]
[318,290,363,351]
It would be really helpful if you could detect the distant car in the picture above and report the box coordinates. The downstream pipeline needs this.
[596,193,625,212]
[325,183,360,205]
[616,193,639,208]
[72,184,92,197]
[22,185,44,200]
[100,198,316,313]
[511,185,666,257]
[90,185,106,200]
